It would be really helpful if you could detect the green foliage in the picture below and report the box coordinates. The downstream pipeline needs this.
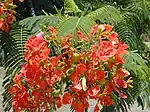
[64,0,81,13]
[124,52,150,80]
[0,26,31,111]
[86,5,122,25]
[74,0,133,11]
[123,51,150,110]
[19,15,60,34]
[57,16,94,39]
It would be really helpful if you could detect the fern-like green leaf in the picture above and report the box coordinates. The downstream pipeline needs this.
[57,16,94,41]
[123,51,150,110]
[64,0,81,13]
[0,25,31,111]
[19,15,60,34]
[86,5,122,25]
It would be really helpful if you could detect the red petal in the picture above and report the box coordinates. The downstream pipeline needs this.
[12,101,20,112]
[8,86,20,94]
[103,83,113,94]
[0,7,3,16]
[74,83,82,90]
[55,70,63,77]
[113,77,127,88]
[50,56,59,68]
[91,51,97,59]
[76,63,87,74]
[13,74,23,84]
[95,70,105,81]
[70,71,79,85]
[37,80,47,89]
[99,95,114,106]
[107,61,114,70]
[62,93,72,104]
[119,92,127,99]
[40,48,50,60]
[32,89,41,101]
[116,68,130,77]
[108,32,118,41]
[72,101,85,112]
[94,104,100,112]
[88,85,100,98]
[118,43,128,54]
[48,26,56,34]
[55,97,62,108]
[104,24,113,33]
[115,54,125,64]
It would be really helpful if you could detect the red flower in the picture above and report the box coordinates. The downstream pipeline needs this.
[36,80,47,89]
[113,77,127,88]
[91,51,97,59]
[9,24,131,111]
[94,104,100,112]
[88,85,100,98]
[32,89,41,101]
[0,7,3,16]
[49,70,63,85]
[116,68,130,77]
[40,48,50,60]
[25,35,50,63]
[72,101,85,112]
[62,93,72,104]
[76,63,87,74]
[118,92,127,99]
[115,54,125,64]
[104,24,113,33]
[18,91,32,108]
[12,101,19,112]
[103,82,113,94]
[99,95,114,106]
[49,56,59,69]
[108,32,119,44]
[8,85,20,94]
[91,41,117,61]
[48,26,56,34]
[13,74,23,87]
[74,83,82,90]
[95,70,105,82]
[117,43,128,54]
[55,70,63,77]
[55,97,62,108]
[70,71,80,85]
[25,35,43,51]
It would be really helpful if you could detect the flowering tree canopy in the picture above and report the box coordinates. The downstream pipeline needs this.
[0,0,23,32]
[9,24,132,112]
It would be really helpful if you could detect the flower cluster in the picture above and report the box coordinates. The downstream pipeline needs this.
[0,0,23,32]
[9,24,132,112]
